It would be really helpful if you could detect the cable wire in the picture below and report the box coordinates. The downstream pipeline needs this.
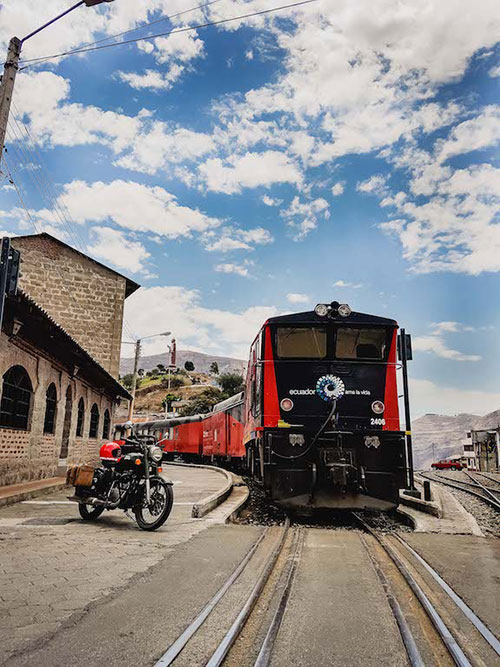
[19,0,319,68]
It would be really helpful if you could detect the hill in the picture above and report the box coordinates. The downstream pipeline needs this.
[120,350,246,376]
[412,409,500,469]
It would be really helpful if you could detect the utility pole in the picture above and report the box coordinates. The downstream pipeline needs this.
[0,37,21,162]
[0,1,114,161]
[399,327,419,496]
[127,340,141,421]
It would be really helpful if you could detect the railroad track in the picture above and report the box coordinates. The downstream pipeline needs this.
[153,513,499,667]
[353,513,500,667]
[419,471,500,511]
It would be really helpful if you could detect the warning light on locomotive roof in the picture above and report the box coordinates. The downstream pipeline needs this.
[314,302,351,318]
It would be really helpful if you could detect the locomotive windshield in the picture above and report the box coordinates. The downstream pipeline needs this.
[276,327,327,358]
[275,325,389,360]
[336,327,386,359]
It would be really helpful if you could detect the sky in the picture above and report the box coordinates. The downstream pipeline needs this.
[0,0,499,417]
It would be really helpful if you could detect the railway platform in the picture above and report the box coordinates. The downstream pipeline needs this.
[0,466,498,667]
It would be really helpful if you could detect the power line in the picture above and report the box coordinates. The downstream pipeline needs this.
[59,0,224,52]
[19,0,319,68]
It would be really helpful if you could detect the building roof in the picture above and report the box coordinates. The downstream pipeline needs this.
[3,289,131,401]
[14,232,140,298]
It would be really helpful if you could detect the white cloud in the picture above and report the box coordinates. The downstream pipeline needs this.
[87,227,150,274]
[123,285,279,358]
[215,261,253,278]
[356,174,388,195]
[116,67,185,91]
[262,195,283,207]
[286,293,309,304]
[40,179,221,240]
[12,72,214,176]
[333,280,363,289]
[436,105,500,163]
[412,323,481,362]
[410,378,500,417]
[198,151,302,194]
[489,64,500,77]
[204,226,273,252]
[281,196,330,240]
[331,182,344,196]
[379,163,500,274]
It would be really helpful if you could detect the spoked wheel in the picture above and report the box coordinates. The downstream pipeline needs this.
[78,503,105,521]
[134,477,173,531]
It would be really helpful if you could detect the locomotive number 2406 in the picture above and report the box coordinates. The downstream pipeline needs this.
[370,418,386,426]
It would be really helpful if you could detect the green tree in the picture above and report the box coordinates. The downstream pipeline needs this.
[184,360,195,371]
[138,368,145,377]
[179,387,222,416]
[157,363,166,374]
[218,372,245,397]
[209,361,219,375]
[121,373,134,390]
[162,393,179,412]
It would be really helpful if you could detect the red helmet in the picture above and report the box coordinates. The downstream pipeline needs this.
[100,441,122,462]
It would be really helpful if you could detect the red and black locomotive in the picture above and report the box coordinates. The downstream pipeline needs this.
[117,301,408,512]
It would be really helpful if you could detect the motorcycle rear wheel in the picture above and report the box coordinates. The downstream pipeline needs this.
[78,503,105,520]
[134,477,173,531]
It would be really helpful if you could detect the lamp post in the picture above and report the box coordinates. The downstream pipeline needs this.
[123,331,171,420]
[0,1,114,161]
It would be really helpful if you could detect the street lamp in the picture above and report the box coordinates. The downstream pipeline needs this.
[0,1,115,160]
[123,331,171,420]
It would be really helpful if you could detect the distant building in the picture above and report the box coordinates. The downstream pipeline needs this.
[461,434,477,469]
[469,428,499,472]
[0,234,137,487]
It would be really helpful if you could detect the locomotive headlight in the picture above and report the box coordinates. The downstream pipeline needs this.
[338,303,351,317]
[280,398,294,411]
[315,303,330,317]
[371,400,385,414]
[149,445,163,462]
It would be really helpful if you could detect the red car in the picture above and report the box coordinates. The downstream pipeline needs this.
[431,460,465,470]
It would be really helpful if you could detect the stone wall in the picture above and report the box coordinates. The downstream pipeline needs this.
[0,333,115,487]
[12,236,127,379]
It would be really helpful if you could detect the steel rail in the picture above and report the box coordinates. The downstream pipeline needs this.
[254,527,305,667]
[205,519,291,667]
[474,471,500,487]
[154,527,269,667]
[464,471,500,504]
[394,536,500,657]
[352,513,471,667]
[419,472,500,512]
[358,532,425,667]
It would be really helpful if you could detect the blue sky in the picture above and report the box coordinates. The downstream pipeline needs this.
[0,1,499,416]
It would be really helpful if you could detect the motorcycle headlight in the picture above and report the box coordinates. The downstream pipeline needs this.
[149,445,163,462]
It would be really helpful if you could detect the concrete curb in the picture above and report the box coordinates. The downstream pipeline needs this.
[225,482,250,523]
[163,461,233,518]
[399,490,442,518]
[0,479,67,508]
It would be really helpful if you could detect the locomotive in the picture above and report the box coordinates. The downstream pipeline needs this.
[116,301,408,511]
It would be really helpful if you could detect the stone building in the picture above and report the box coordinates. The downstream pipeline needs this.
[0,234,137,487]
[11,233,139,378]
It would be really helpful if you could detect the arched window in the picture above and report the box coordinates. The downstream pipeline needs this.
[76,398,85,437]
[102,409,110,440]
[43,383,57,434]
[89,403,99,439]
[0,365,33,430]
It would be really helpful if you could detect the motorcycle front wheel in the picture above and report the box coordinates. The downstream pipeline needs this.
[134,477,173,531]
[78,503,105,521]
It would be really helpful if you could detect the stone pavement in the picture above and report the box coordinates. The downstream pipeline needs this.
[0,464,228,665]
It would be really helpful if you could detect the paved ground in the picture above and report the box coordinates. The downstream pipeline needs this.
[0,464,229,665]
[403,533,500,637]
[271,529,407,667]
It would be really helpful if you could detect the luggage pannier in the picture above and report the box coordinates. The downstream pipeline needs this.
[67,464,95,487]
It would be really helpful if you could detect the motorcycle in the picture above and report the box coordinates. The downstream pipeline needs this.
[67,431,173,531]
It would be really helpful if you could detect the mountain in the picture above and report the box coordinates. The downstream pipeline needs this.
[412,409,500,469]
[120,349,246,376]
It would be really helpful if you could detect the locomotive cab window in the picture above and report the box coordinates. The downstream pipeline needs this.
[336,328,387,360]
[276,327,327,358]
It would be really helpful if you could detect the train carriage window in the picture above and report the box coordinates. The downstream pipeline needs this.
[276,327,327,358]
[336,328,387,360]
